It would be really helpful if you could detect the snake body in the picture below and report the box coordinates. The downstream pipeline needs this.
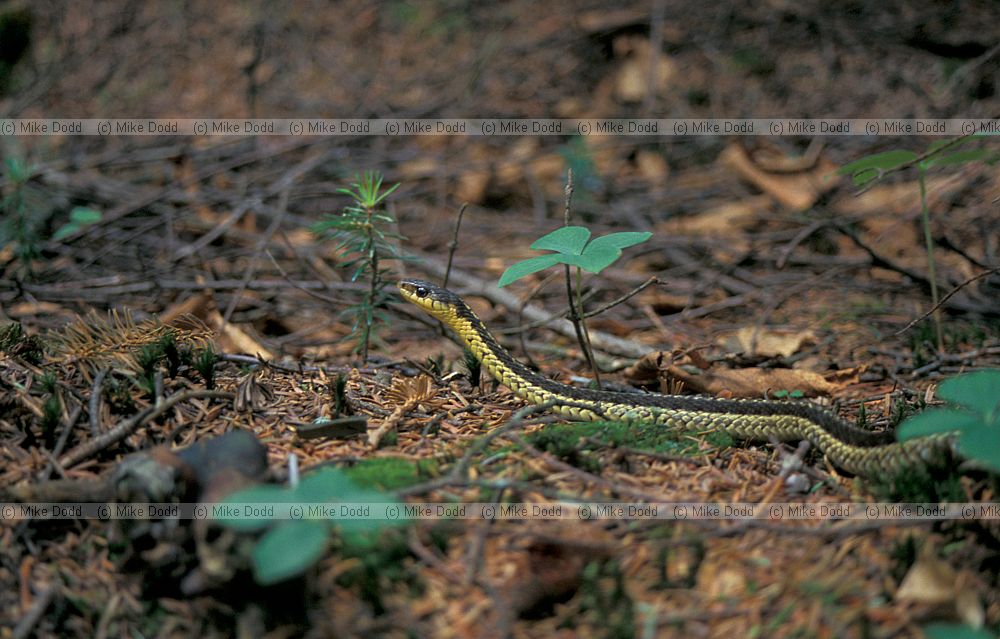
[398,279,957,477]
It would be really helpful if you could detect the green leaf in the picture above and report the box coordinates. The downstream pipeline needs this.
[923,622,995,639]
[215,484,294,531]
[896,408,981,440]
[923,149,997,169]
[926,138,972,154]
[51,224,79,241]
[837,150,918,186]
[584,231,652,253]
[573,246,621,273]
[252,520,329,585]
[576,231,652,273]
[936,370,1000,419]
[293,467,392,504]
[52,207,103,241]
[69,206,102,224]
[957,427,1000,472]
[498,253,564,287]
[530,226,591,255]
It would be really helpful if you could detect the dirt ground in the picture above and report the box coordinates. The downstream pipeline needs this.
[2,2,1000,637]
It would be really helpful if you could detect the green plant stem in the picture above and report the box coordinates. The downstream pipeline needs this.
[918,169,944,353]
[575,266,600,387]
[563,264,602,388]
[361,213,378,361]
[559,168,601,387]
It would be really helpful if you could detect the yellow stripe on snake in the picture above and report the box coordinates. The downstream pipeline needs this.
[398,279,957,477]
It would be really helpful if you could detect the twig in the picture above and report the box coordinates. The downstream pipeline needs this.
[582,276,662,318]
[775,220,829,269]
[88,368,109,435]
[583,436,704,466]
[221,188,289,328]
[13,583,58,639]
[443,203,468,290]
[509,432,668,503]
[939,43,1000,98]
[408,529,465,585]
[895,264,1000,336]
[396,403,567,497]
[40,402,83,479]
[59,390,233,468]
[264,250,346,305]
[642,0,665,116]
[171,198,257,261]
[496,284,598,335]
[835,223,930,286]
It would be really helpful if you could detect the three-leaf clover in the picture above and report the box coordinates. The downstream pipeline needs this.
[498,226,652,287]
[898,370,1000,472]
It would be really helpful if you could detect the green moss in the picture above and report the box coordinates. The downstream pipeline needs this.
[343,457,439,491]
[522,420,727,474]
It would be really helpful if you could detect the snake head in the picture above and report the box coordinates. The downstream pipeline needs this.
[398,279,465,318]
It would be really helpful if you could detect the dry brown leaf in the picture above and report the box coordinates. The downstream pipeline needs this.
[397,157,438,180]
[696,555,747,598]
[634,149,670,183]
[576,7,648,33]
[7,301,69,318]
[623,351,836,397]
[664,364,837,398]
[159,292,214,324]
[203,309,272,360]
[622,350,706,386]
[160,293,268,359]
[955,568,986,628]
[821,366,866,388]
[614,37,676,103]
[494,137,540,188]
[528,153,565,185]
[455,171,490,204]
[658,195,772,235]
[720,143,838,211]
[896,555,956,605]
[725,326,817,358]
[833,175,954,217]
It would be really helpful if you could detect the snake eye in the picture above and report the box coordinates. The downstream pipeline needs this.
[415,286,428,298]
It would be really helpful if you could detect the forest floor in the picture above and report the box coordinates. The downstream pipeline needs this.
[2,2,1000,637]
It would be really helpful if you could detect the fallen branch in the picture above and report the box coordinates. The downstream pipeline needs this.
[59,390,233,468]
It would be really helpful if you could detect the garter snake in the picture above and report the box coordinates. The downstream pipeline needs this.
[398,279,957,477]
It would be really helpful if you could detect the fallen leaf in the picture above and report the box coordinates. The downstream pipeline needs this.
[634,150,670,183]
[664,364,837,398]
[7,301,70,318]
[725,326,816,358]
[896,555,956,605]
[955,570,986,628]
[720,143,838,211]
[696,554,747,598]
[614,37,676,103]
[658,195,772,235]
[397,157,439,180]
[455,171,490,204]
